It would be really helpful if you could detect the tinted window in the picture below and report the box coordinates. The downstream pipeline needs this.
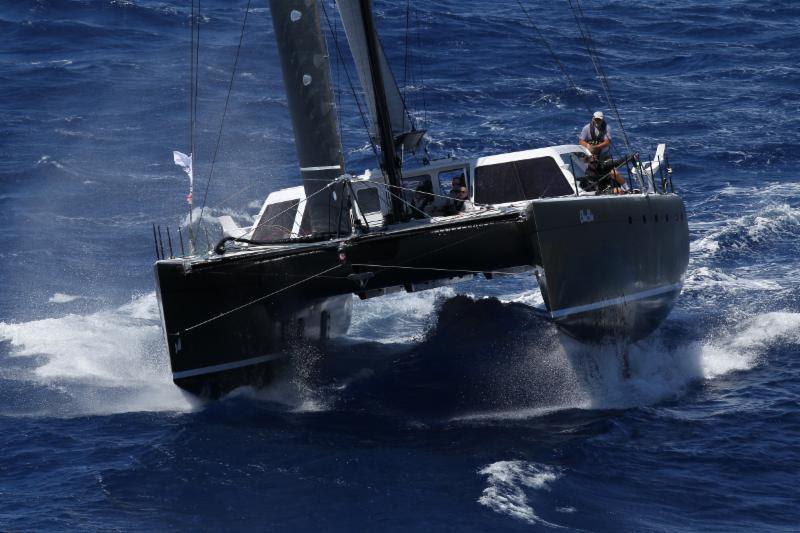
[298,206,312,236]
[356,187,381,213]
[474,157,572,204]
[252,200,297,241]
[559,152,590,178]
[439,169,466,196]
[402,174,432,203]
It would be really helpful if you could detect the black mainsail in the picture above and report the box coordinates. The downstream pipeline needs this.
[269,0,349,236]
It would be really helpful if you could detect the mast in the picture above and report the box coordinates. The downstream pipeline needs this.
[269,0,349,236]
[358,0,407,221]
[336,0,425,154]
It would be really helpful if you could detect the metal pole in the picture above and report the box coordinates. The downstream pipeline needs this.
[157,225,165,259]
[568,156,579,196]
[167,227,174,258]
[178,226,186,257]
[152,224,161,260]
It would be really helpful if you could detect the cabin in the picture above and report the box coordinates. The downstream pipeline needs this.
[222,144,601,240]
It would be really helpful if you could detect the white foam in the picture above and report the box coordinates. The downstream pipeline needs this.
[501,287,545,307]
[691,203,800,258]
[48,293,81,304]
[684,266,782,292]
[577,310,798,407]
[347,287,456,344]
[0,293,198,416]
[224,378,329,413]
[454,309,794,421]
[477,461,563,526]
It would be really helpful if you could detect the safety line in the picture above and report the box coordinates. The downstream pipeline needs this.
[350,263,530,277]
[183,263,342,333]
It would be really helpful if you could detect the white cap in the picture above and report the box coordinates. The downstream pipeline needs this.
[593,111,604,120]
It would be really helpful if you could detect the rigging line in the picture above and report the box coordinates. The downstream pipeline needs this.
[369,179,490,208]
[568,0,633,156]
[183,263,343,333]
[416,8,427,130]
[375,182,434,219]
[402,0,410,108]
[575,0,632,152]
[333,0,344,148]
[319,0,381,168]
[350,263,529,277]
[193,0,201,159]
[566,0,625,163]
[197,0,252,232]
[352,220,510,278]
[516,0,591,114]
[250,180,336,236]
[213,182,257,207]
[189,0,196,160]
[575,0,633,154]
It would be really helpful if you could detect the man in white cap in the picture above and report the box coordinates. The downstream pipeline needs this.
[579,111,626,193]
[579,111,612,157]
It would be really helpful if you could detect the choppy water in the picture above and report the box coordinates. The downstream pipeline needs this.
[1,0,799,530]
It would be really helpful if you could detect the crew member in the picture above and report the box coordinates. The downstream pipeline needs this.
[579,111,612,157]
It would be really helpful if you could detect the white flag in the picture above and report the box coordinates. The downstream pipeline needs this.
[172,150,193,185]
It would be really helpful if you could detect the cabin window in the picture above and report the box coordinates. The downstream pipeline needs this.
[299,206,312,236]
[252,200,298,241]
[474,157,572,204]
[356,187,382,213]
[402,174,432,204]
[559,152,590,178]
[438,169,467,195]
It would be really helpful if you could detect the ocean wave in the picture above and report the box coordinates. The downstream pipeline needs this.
[48,293,83,304]
[684,266,783,293]
[477,461,563,527]
[444,304,789,421]
[347,287,457,344]
[0,293,197,417]
[691,203,800,259]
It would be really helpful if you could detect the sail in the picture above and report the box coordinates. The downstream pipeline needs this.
[269,0,349,236]
[336,0,421,152]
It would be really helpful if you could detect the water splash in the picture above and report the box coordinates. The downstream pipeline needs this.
[0,293,197,417]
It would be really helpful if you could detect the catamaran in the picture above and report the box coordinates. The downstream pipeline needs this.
[153,0,689,396]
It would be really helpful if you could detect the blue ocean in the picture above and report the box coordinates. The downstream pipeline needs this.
[2,0,799,530]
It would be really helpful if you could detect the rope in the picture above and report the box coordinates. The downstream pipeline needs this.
[319,1,381,167]
[183,263,343,333]
[351,263,529,277]
[197,0,252,234]
[248,180,336,239]
[403,0,410,106]
[567,0,633,156]
[189,0,197,167]
[369,179,491,208]
[516,0,592,114]
[378,182,434,219]
[352,220,513,278]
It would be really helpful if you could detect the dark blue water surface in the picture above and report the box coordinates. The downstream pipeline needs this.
[2,0,799,530]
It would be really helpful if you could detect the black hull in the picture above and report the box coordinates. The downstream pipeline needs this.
[531,194,689,341]
[155,194,688,395]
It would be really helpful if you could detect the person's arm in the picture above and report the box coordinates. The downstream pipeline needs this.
[593,137,610,154]
[578,125,592,151]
